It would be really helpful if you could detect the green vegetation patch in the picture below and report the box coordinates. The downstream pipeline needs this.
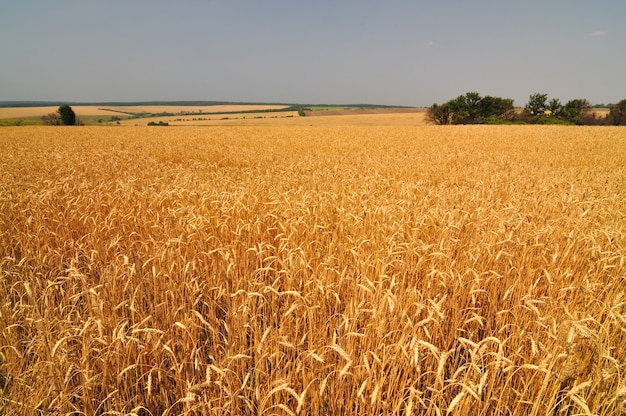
[0,118,42,126]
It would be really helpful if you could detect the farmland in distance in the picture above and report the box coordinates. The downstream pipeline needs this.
[1,124,625,415]
[0,104,427,126]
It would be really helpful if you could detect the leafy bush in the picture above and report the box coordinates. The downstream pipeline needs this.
[534,114,571,125]
[427,92,514,125]
[477,115,521,124]
[607,99,626,125]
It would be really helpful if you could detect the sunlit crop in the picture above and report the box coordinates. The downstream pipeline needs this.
[1,125,625,415]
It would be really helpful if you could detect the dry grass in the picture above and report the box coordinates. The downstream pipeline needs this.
[1,125,625,415]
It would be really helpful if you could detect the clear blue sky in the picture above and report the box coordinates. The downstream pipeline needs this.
[1,1,624,106]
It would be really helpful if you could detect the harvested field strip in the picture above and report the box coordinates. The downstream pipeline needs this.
[98,104,289,115]
[126,111,428,126]
[123,111,300,126]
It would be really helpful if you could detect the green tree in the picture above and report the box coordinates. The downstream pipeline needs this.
[58,105,77,125]
[478,96,515,122]
[426,102,453,125]
[547,98,562,117]
[456,92,482,123]
[607,99,626,125]
[561,99,591,125]
[428,92,477,124]
[525,93,548,116]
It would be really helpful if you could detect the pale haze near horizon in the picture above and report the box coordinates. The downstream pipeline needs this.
[1,1,624,107]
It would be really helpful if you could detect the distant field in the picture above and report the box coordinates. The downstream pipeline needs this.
[0,104,426,126]
[120,110,301,126]
[1,125,625,415]
[1,106,611,129]
[592,108,610,117]
[303,107,424,117]
[0,105,425,126]
[0,104,290,122]
[0,106,609,127]
[101,104,289,114]
[120,109,429,126]
[0,106,129,119]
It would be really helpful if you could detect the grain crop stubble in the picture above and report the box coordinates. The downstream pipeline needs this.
[0,125,625,415]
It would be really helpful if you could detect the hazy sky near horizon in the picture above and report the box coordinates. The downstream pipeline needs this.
[1,1,624,106]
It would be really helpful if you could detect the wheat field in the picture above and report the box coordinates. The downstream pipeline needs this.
[1,125,625,415]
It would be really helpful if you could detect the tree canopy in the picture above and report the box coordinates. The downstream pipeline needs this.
[58,105,77,125]
[427,92,515,125]
[521,94,593,125]
[607,99,626,126]
[525,93,548,116]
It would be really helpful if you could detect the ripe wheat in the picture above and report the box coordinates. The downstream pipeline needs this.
[0,125,625,415]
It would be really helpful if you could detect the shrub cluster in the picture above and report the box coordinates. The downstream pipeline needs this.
[428,93,626,125]
[427,92,515,125]
[519,94,597,125]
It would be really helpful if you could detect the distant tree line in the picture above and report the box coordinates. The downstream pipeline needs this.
[427,93,626,125]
